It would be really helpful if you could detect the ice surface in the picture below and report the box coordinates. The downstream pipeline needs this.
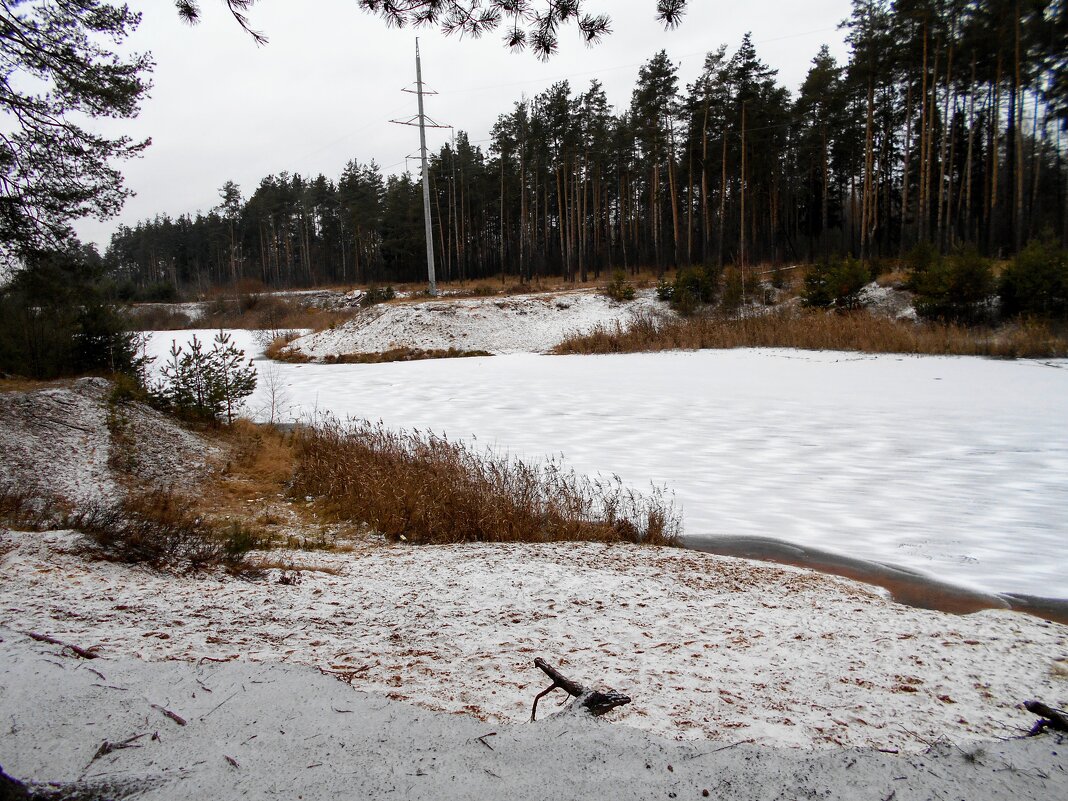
[146,331,1068,598]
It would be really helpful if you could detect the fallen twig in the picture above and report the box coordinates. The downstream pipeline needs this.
[476,732,498,751]
[201,689,240,720]
[151,704,187,726]
[1024,701,1068,735]
[86,733,146,767]
[25,631,99,659]
[530,657,631,721]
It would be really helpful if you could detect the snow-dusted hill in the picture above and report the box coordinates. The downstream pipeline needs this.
[285,289,665,359]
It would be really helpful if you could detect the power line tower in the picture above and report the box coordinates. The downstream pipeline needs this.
[391,39,449,296]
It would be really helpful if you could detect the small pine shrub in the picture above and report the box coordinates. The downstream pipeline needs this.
[360,285,396,307]
[655,276,674,301]
[151,331,257,424]
[913,248,996,325]
[670,265,721,315]
[721,267,745,312]
[603,269,636,302]
[803,257,870,310]
[1000,239,1068,320]
[905,242,939,290]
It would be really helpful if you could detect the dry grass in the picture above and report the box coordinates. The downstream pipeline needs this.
[291,419,682,546]
[246,556,343,576]
[199,294,355,332]
[127,304,194,331]
[267,341,493,365]
[264,333,309,362]
[553,308,1068,359]
[0,377,76,394]
[129,293,357,333]
[72,489,266,573]
[0,479,60,530]
[202,420,298,513]
[322,347,493,365]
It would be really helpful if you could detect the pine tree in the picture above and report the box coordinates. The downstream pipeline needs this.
[0,0,152,266]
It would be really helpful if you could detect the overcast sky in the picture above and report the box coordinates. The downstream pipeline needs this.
[73,0,855,251]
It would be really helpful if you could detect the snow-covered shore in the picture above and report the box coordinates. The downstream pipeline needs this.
[3,627,1065,801]
[2,529,1065,754]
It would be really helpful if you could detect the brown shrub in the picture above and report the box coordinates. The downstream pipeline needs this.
[291,420,682,547]
[0,479,57,530]
[127,305,194,331]
[198,294,356,333]
[72,489,265,573]
[552,307,1068,359]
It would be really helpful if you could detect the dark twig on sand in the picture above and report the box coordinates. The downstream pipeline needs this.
[530,657,631,721]
[25,631,99,659]
[86,733,146,767]
[150,704,187,726]
[1024,701,1068,735]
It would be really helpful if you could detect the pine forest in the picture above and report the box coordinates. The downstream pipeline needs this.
[107,0,1068,293]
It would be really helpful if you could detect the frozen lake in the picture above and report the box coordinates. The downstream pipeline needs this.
[148,331,1068,598]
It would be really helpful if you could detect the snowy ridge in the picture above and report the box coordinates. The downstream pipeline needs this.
[288,289,665,358]
[0,378,219,506]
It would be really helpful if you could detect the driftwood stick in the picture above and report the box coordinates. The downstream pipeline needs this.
[25,631,99,660]
[534,658,585,696]
[530,657,631,721]
[1024,701,1068,734]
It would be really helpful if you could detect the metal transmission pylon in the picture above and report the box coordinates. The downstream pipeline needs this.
[390,38,450,296]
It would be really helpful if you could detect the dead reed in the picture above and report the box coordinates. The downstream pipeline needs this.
[322,347,493,365]
[264,333,309,362]
[199,294,355,332]
[552,308,1068,359]
[291,419,682,546]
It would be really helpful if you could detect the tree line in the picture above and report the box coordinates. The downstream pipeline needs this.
[107,0,1068,295]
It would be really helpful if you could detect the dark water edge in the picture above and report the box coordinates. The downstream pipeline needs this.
[685,534,1068,626]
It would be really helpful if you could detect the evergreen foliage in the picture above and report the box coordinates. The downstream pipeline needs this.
[177,2,687,58]
[669,265,721,315]
[602,270,636,302]
[0,0,151,266]
[1000,240,1068,320]
[803,258,870,310]
[151,331,257,424]
[0,249,144,380]
[360,285,396,307]
[912,249,997,325]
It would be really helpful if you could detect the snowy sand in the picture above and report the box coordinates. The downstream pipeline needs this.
[3,531,1066,753]
[147,330,1068,599]
[4,628,1065,801]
